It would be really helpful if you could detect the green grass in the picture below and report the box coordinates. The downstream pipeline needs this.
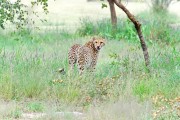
[77,11,180,44]
[27,102,44,112]
[0,11,179,119]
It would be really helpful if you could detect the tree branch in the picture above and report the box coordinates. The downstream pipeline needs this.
[113,0,150,67]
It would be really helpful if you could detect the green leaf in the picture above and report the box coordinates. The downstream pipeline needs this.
[101,3,107,9]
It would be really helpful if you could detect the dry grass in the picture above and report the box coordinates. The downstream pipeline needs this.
[152,95,180,119]
[85,98,151,120]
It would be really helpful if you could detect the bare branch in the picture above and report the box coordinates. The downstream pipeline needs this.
[113,0,150,66]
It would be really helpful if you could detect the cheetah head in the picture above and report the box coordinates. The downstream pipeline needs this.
[92,37,105,51]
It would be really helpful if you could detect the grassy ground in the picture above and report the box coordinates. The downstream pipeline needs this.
[0,32,179,119]
[0,7,180,120]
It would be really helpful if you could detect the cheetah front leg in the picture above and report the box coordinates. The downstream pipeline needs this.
[90,60,97,73]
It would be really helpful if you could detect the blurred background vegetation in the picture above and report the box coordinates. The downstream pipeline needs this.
[0,0,180,119]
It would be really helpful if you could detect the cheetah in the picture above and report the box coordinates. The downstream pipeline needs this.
[68,37,105,74]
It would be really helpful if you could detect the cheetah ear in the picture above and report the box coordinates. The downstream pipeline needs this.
[102,41,105,46]
[101,36,105,39]
[92,37,95,41]
[102,39,106,46]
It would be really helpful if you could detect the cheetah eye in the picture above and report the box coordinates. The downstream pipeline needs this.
[100,42,103,44]
[95,41,98,43]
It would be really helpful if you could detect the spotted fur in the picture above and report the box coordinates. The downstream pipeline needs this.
[68,37,105,74]
[68,44,82,70]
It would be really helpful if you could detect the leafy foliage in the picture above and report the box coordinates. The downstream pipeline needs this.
[0,0,49,29]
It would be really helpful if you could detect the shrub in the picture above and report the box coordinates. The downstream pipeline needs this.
[77,12,180,44]
[150,0,173,13]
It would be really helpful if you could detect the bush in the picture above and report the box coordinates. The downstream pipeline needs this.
[151,0,173,13]
[77,18,138,42]
[77,12,180,44]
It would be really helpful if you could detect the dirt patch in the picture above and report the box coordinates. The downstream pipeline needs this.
[21,112,83,119]
[85,98,152,120]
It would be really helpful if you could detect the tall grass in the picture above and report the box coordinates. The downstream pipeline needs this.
[0,32,179,99]
[0,11,179,119]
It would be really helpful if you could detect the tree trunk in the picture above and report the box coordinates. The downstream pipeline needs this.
[108,0,117,29]
[113,0,150,67]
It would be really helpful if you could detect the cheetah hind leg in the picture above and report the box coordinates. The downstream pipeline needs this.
[77,61,85,75]
[68,58,76,76]
[78,65,84,75]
